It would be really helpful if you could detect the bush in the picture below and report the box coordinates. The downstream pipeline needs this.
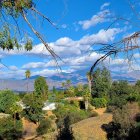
[127,93,140,102]
[49,115,56,120]
[54,103,94,128]
[37,118,52,135]
[0,117,23,139]
[69,100,79,108]
[91,98,107,108]
[104,103,140,139]
[108,94,127,108]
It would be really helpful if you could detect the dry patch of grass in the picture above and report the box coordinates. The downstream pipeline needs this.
[22,118,38,140]
[72,113,112,140]
[94,107,106,115]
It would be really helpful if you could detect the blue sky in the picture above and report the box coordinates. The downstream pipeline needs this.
[0,0,140,80]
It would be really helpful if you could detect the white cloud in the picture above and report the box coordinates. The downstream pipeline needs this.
[21,28,121,70]
[61,24,67,29]
[79,9,110,30]
[0,27,123,79]
[9,66,18,71]
[0,28,120,60]
[100,3,110,10]
[80,28,121,45]
[22,62,45,69]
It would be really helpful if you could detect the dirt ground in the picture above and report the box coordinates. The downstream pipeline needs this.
[72,113,112,140]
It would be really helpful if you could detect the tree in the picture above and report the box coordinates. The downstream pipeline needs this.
[0,90,20,114]
[0,0,59,61]
[86,72,92,95]
[135,80,140,87]
[34,76,48,99]
[22,93,44,124]
[92,67,111,98]
[67,86,75,97]
[75,84,84,96]
[37,118,52,135]
[102,103,140,140]
[9,103,22,128]
[62,82,65,90]
[25,70,31,93]
[66,80,71,89]
[0,117,23,140]
[110,80,131,96]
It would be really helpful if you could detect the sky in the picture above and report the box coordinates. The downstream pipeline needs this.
[0,0,140,80]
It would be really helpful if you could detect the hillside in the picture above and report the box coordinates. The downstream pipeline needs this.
[72,113,112,140]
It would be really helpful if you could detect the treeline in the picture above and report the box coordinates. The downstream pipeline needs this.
[89,67,140,140]
[0,67,140,139]
[0,76,49,139]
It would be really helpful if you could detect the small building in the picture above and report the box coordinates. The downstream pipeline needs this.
[16,101,27,109]
[64,96,87,109]
[42,101,56,111]
[17,100,56,111]
[64,97,84,101]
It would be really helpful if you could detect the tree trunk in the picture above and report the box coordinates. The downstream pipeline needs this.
[14,113,16,128]
[88,80,92,95]
[85,100,88,111]
[27,78,29,93]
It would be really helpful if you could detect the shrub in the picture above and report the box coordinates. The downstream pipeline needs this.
[0,117,23,139]
[91,98,107,108]
[49,115,56,120]
[127,93,140,102]
[37,118,52,135]
[104,103,140,139]
[69,100,79,108]
[54,103,94,128]
[108,94,127,108]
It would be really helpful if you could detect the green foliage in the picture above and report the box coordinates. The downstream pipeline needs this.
[103,103,140,140]
[108,94,128,109]
[67,86,75,97]
[0,90,20,114]
[92,67,111,98]
[25,70,31,79]
[34,76,48,99]
[57,116,74,140]
[0,25,32,51]
[22,93,44,123]
[1,0,33,16]
[110,80,132,95]
[112,103,139,139]
[75,84,85,96]
[69,100,79,108]
[0,117,23,140]
[37,118,52,135]
[127,93,140,102]
[54,103,93,127]
[91,98,107,108]
[135,80,140,87]
[24,39,32,51]
[49,90,65,102]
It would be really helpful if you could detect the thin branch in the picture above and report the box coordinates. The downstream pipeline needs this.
[127,0,140,20]
[31,7,58,29]
[21,10,62,66]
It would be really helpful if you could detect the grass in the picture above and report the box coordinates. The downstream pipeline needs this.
[72,113,112,140]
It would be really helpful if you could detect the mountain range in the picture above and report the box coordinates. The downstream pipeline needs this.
[0,70,139,92]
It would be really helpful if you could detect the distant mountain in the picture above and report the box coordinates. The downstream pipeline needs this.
[112,75,136,82]
[24,75,40,80]
[0,70,139,92]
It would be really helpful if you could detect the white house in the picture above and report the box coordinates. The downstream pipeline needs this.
[42,101,56,111]
[17,100,56,111]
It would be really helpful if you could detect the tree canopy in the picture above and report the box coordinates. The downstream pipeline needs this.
[34,76,48,98]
